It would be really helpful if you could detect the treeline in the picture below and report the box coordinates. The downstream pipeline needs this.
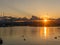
[0,16,60,27]
[0,20,60,27]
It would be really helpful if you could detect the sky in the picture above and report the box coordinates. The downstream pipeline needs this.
[0,0,60,18]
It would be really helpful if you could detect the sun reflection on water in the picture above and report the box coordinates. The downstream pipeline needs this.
[40,27,49,39]
[44,27,47,37]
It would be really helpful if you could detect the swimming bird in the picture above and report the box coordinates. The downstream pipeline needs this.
[0,38,3,44]
[24,38,26,41]
[54,37,57,39]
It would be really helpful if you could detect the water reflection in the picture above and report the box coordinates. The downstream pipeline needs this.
[39,27,49,39]
[44,27,47,37]
[0,27,60,45]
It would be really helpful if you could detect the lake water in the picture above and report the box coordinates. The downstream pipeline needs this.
[0,26,60,45]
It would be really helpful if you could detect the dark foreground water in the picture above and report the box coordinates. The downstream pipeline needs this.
[0,26,60,45]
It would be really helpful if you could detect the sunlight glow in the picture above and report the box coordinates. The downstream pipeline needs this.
[39,27,49,39]
[44,27,47,37]
[44,19,47,22]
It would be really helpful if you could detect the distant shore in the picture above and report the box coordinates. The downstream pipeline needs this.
[0,21,60,27]
[0,16,60,27]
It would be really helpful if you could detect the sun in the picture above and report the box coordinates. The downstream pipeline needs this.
[43,16,49,22]
[44,19,47,22]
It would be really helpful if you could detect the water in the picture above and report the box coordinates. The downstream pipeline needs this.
[0,26,60,45]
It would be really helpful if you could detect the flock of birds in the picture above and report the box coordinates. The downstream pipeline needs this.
[0,35,26,45]
[0,35,60,45]
[22,35,26,41]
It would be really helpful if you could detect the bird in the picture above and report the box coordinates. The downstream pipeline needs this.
[54,37,57,39]
[24,38,26,41]
[0,38,3,44]
[22,35,24,37]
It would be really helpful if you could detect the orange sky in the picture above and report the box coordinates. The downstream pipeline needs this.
[0,0,60,18]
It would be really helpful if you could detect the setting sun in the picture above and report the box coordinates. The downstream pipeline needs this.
[44,19,47,22]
